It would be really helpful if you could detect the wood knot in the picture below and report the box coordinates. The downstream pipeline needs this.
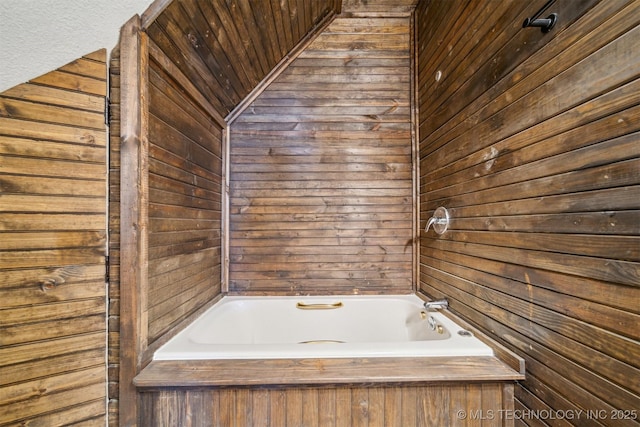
[40,279,57,291]
[187,33,199,48]
[359,399,369,417]
[82,133,96,145]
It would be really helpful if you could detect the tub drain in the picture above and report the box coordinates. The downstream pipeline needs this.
[298,340,345,344]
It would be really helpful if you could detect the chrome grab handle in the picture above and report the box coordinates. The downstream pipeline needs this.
[296,301,343,310]
[424,206,450,235]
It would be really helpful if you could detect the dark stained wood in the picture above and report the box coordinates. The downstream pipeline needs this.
[0,50,107,425]
[342,0,418,17]
[144,0,341,118]
[137,382,517,427]
[118,14,149,427]
[108,43,122,427]
[103,0,640,425]
[417,0,640,423]
[146,43,224,345]
[147,38,225,127]
[111,2,343,425]
[229,15,414,295]
[135,356,522,387]
[226,9,338,123]
[0,98,104,129]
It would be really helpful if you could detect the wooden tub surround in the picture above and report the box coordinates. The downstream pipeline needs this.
[133,306,525,426]
[135,293,524,425]
[135,360,522,426]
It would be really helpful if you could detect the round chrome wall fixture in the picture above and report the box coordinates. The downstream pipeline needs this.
[424,206,450,235]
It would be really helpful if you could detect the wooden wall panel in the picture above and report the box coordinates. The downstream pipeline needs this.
[144,0,341,119]
[417,0,640,423]
[0,50,108,426]
[342,0,418,17]
[229,16,414,295]
[138,383,514,427]
[145,50,223,344]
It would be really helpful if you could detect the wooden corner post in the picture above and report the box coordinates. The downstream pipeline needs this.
[118,14,149,427]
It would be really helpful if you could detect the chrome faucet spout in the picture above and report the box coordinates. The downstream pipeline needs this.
[424,298,448,311]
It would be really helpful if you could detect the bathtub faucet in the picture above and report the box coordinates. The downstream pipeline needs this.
[424,207,450,235]
[424,298,448,311]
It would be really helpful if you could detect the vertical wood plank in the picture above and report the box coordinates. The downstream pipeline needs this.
[351,387,369,427]
[286,388,303,426]
[368,387,385,427]
[218,389,235,427]
[384,386,403,426]
[108,44,123,427]
[118,14,149,427]
[418,385,449,426]
[401,386,417,426]
[447,385,467,427]
[235,389,251,426]
[502,384,515,427]
[319,388,337,427]
[269,389,287,427]
[302,388,320,427]
[210,389,221,427]
[134,383,518,426]
[335,388,352,427]
[251,389,269,427]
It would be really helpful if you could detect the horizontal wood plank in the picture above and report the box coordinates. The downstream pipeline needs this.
[1,84,104,112]
[29,71,106,97]
[0,118,106,146]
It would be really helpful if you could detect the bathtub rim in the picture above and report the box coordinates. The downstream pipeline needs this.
[153,294,495,360]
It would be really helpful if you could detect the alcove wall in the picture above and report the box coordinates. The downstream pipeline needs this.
[228,14,415,295]
[417,0,640,419]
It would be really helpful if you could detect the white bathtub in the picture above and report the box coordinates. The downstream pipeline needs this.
[154,294,493,360]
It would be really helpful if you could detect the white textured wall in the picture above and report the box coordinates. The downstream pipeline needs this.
[0,0,154,92]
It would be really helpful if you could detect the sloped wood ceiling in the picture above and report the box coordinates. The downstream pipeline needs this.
[143,0,342,118]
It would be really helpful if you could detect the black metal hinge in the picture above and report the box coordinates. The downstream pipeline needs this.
[105,255,110,283]
[104,96,111,126]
